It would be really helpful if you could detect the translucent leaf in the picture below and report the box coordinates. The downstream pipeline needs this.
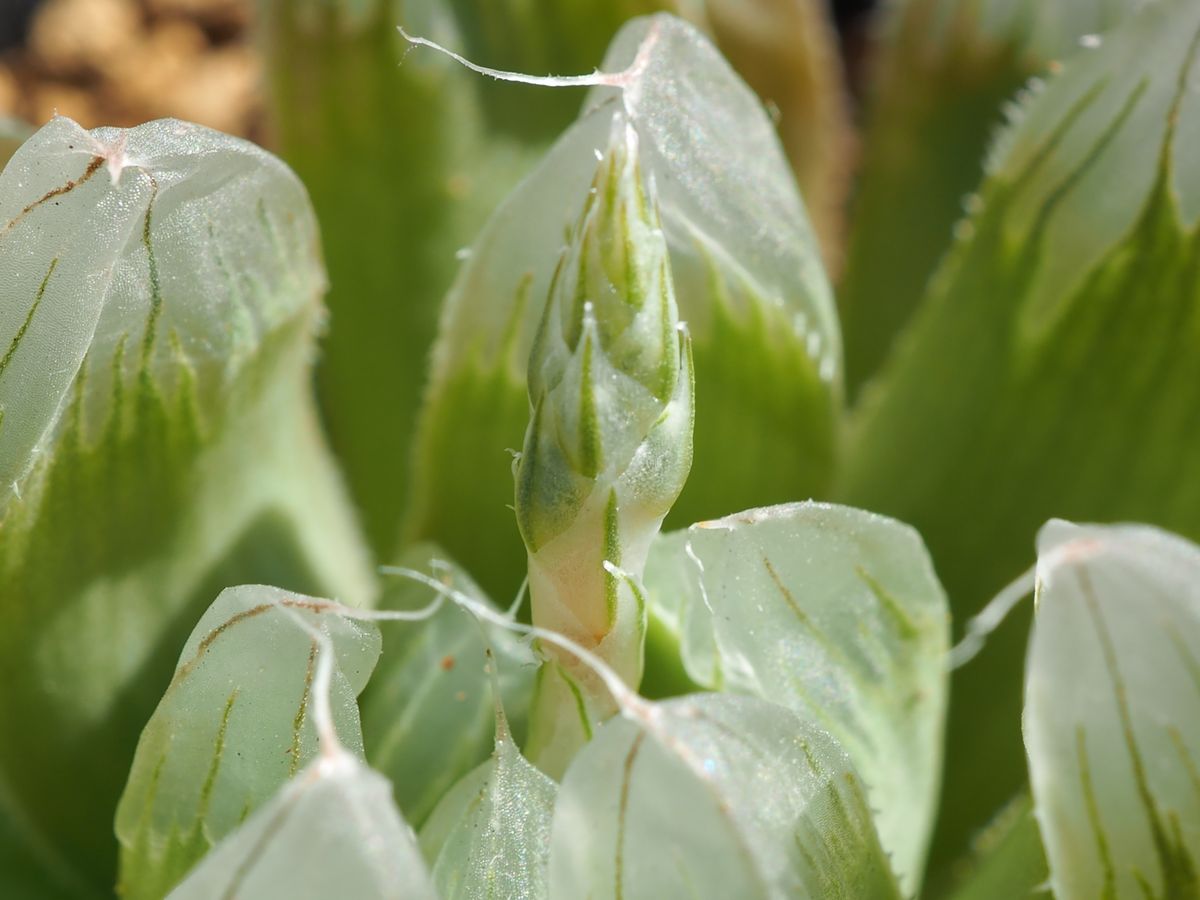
[0,117,370,886]
[360,545,536,825]
[842,0,1200,865]
[420,707,557,898]
[547,692,900,899]
[115,586,381,898]
[405,13,837,602]
[1025,521,1200,899]
[690,0,851,270]
[642,502,949,893]
[168,753,435,900]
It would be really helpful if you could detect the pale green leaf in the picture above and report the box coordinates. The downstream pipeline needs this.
[643,502,949,893]
[547,692,900,899]
[943,793,1048,900]
[1025,521,1200,899]
[405,13,837,601]
[360,545,536,826]
[0,116,371,886]
[115,586,381,899]
[168,753,435,900]
[420,711,557,899]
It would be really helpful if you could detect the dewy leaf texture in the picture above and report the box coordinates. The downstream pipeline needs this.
[642,502,949,894]
[115,586,382,898]
[547,692,901,900]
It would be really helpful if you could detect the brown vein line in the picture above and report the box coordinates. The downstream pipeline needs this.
[176,597,332,680]
[614,730,645,900]
[1,155,103,235]
[289,641,319,777]
[1078,566,1186,892]
[1076,726,1118,899]
[0,258,58,381]
[196,690,239,821]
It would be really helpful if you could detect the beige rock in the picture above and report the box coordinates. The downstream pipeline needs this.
[0,65,19,116]
[104,19,208,115]
[29,83,95,127]
[28,0,144,79]
[146,0,252,33]
[161,45,260,135]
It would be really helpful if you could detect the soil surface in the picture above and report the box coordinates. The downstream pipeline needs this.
[0,0,263,139]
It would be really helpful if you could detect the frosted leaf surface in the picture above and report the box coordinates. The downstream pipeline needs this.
[168,754,435,900]
[642,502,949,893]
[425,13,834,378]
[1024,520,1200,899]
[115,585,381,898]
[420,706,557,898]
[0,116,322,504]
[547,692,900,899]
[362,545,536,825]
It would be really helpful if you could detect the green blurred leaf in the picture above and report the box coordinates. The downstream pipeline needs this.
[547,692,900,899]
[115,586,381,898]
[167,753,435,900]
[360,545,536,825]
[1025,521,1200,899]
[406,13,838,602]
[841,0,1200,866]
[642,503,949,894]
[691,0,851,269]
[840,0,1143,394]
[940,794,1048,900]
[0,117,371,888]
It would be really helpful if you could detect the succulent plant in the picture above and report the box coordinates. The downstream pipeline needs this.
[2,2,1199,899]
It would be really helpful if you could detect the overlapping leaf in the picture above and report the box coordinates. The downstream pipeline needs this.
[1025,521,1200,899]
[115,586,381,898]
[548,693,899,899]
[642,502,949,892]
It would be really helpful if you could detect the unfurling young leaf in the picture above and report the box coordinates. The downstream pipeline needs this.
[642,503,949,895]
[404,13,838,604]
[515,114,693,776]
[1025,521,1200,899]
[547,692,901,900]
[115,586,381,898]
[842,0,1200,864]
[0,117,371,888]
